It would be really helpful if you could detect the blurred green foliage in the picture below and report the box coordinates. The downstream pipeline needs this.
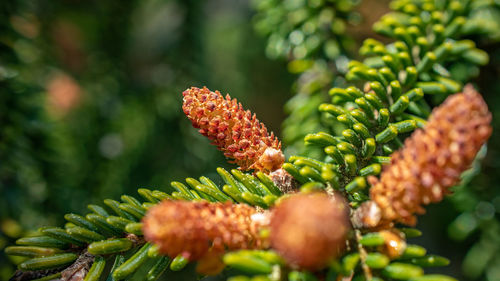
[0,0,289,278]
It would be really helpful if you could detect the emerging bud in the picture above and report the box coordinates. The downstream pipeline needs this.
[368,86,492,225]
[270,168,299,194]
[351,200,382,228]
[182,87,284,172]
[377,230,406,259]
[142,200,269,261]
[270,192,351,270]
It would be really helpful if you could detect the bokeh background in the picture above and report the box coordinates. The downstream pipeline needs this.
[0,0,499,280]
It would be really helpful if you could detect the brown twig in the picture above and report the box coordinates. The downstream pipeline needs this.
[354,229,372,281]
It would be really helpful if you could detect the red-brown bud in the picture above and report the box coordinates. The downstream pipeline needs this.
[142,200,269,261]
[270,192,351,270]
[369,86,492,225]
[182,87,284,172]
[377,230,406,259]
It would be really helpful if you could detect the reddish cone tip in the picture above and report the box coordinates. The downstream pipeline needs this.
[369,85,492,226]
[182,86,284,172]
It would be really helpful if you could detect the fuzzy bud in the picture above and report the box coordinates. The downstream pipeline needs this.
[142,200,269,261]
[270,168,299,193]
[270,192,351,270]
[182,87,284,172]
[369,86,492,225]
[377,230,406,259]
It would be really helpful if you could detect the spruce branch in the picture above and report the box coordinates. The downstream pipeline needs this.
[4,164,287,280]
[5,1,500,280]
[259,0,497,280]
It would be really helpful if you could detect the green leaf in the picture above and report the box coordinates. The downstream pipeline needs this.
[88,238,133,255]
[410,255,450,267]
[39,227,85,246]
[147,257,170,281]
[112,243,152,280]
[170,255,189,271]
[289,271,319,281]
[366,253,390,269]
[383,262,424,280]
[399,228,422,238]
[19,253,78,270]
[409,275,457,281]
[342,253,360,274]
[5,246,62,257]
[84,256,106,281]
[224,252,273,274]
[66,226,105,243]
[402,244,427,258]
[15,236,69,249]
[359,233,385,246]
[125,222,143,235]
[64,214,100,233]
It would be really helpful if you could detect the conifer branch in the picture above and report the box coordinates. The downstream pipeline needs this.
[5,1,500,281]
